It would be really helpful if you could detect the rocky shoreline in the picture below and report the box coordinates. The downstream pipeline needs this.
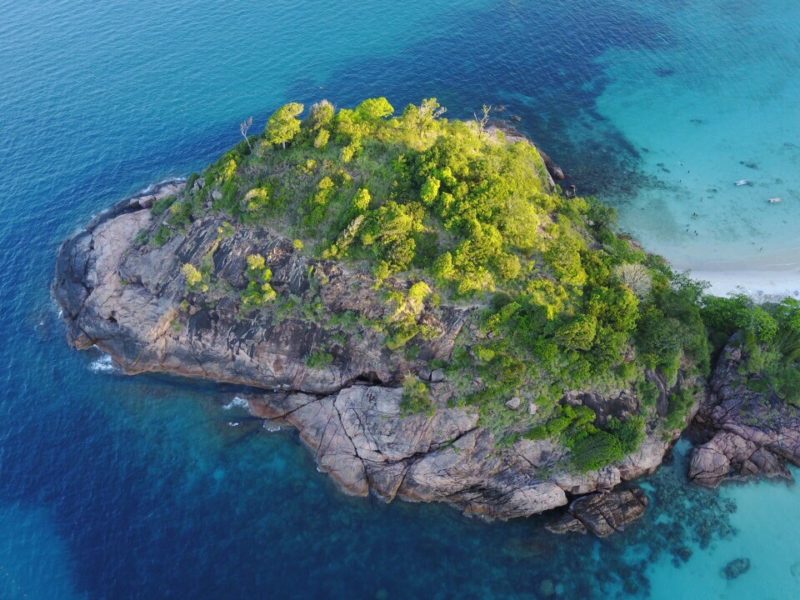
[688,342,800,487]
[53,179,800,535]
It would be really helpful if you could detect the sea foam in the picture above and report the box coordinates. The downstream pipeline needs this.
[88,354,117,374]
[222,396,249,411]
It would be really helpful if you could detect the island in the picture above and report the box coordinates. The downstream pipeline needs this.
[53,98,800,536]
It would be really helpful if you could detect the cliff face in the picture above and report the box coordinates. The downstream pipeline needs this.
[689,344,800,486]
[54,180,691,523]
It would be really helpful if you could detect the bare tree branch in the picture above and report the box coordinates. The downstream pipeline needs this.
[474,104,492,138]
[240,116,254,150]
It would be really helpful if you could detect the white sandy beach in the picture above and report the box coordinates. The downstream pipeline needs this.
[689,269,800,302]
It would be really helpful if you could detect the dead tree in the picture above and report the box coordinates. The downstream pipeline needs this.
[474,104,492,137]
[240,116,254,150]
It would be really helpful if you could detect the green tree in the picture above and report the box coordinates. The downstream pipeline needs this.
[355,97,394,122]
[265,102,304,148]
[556,314,598,351]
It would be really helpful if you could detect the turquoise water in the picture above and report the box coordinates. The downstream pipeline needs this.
[1,0,799,597]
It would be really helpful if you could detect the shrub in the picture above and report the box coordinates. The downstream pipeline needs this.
[313,129,330,149]
[355,97,394,121]
[151,195,176,216]
[152,225,172,247]
[556,314,598,351]
[242,254,277,307]
[569,430,624,472]
[306,350,334,369]
[401,375,433,415]
[608,415,646,454]
[181,263,207,293]
[664,388,695,431]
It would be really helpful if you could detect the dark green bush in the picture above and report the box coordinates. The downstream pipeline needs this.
[664,388,695,431]
[152,225,172,247]
[608,415,646,454]
[151,195,176,216]
[569,430,624,472]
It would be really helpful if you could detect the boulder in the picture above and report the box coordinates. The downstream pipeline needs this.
[546,487,648,537]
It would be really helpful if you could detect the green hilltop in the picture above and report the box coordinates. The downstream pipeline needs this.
[145,97,800,472]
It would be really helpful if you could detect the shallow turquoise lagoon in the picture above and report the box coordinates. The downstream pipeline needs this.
[1,1,799,597]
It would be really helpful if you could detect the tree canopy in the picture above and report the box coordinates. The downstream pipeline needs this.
[158,96,745,472]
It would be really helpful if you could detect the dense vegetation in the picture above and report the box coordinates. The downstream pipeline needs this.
[143,97,787,472]
[702,295,800,405]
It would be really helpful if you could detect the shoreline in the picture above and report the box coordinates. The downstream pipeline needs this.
[689,268,800,302]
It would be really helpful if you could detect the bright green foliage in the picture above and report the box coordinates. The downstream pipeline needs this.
[401,375,433,415]
[265,102,304,148]
[151,195,176,216]
[168,201,193,229]
[355,97,394,122]
[720,298,800,405]
[352,187,371,213]
[385,281,437,350]
[153,225,171,247]
[242,254,277,307]
[360,201,425,275]
[313,129,330,149]
[182,263,206,292]
[217,221,235,239]
[244,185,271,217]
[702,294,778,351]
[420,176,440,204]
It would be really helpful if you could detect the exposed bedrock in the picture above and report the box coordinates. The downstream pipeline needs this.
[53,181,690,523]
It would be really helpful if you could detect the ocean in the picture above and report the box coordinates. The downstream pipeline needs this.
[1,0,799,597]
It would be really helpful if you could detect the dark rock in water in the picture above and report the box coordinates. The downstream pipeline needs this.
[739,160,759,170]
[539,148,566,180]
[546,513,588,535]
[546,488,648,537]
[722,558,750,580]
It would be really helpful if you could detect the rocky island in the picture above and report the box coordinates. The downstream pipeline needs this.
[53,98,800,535]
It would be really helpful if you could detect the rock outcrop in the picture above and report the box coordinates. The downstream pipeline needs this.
[53,181,688,522]
[689,344,799,487]
[546,487,648,537]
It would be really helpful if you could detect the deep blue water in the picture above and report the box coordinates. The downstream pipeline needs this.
[2,1,799,598]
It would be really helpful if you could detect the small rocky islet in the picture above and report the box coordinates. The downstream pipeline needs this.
[53,97,800,535]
